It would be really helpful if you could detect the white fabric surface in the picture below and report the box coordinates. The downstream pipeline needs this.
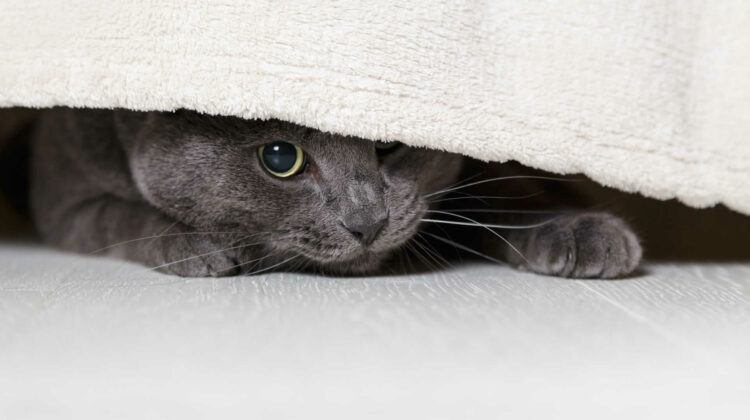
[1,1,749,214]
[1,244,749,419]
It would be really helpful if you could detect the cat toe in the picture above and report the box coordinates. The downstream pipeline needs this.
[525,213,641,279]
[199,253,241,277]
[154,235,241,277]
[158,251,240,278]
[567,214,641,278]
[524,222,578,277]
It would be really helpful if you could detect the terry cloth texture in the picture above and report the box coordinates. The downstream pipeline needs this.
[1,1,748,214]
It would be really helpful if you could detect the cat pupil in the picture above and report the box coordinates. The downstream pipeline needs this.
[260,142,304,176]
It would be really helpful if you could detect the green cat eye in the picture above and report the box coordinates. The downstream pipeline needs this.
[259,142,306,178]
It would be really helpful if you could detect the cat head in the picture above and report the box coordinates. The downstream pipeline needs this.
[122,110,463,273]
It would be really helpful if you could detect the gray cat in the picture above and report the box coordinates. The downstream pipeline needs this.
[31,108,641,278]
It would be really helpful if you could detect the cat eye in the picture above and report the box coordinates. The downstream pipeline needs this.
[375,141,402,157]
[259,142,306,177]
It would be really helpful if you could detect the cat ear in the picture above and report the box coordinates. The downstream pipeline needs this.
[375,141,403,158]
[375,140,400,150]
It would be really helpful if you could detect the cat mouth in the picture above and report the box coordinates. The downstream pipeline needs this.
[281,205,425,274]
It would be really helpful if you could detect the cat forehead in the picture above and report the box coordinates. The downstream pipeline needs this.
[256,120,374,154]
[179,114,381,163]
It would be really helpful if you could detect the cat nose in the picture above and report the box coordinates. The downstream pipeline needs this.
[341,211,388,246]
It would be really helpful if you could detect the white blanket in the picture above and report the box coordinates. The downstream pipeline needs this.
[1,0,749,214]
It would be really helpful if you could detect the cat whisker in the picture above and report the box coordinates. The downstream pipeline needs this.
[229,249,281,273]
[421,232,508,266]
[141,237,263,273]
[405,240,439,273]
[437,208,570,215]
[423,215,462,259]
[288,254,313,274]
[239,254,302,277]
[298,258,315,274]
[423,211,555,230]
[421,218,548,230]
[414,232,453,270]
[427,191,544,204]
[90,231,251,254]
[431,191,491,205]
[229,231,269,246]
[440,171,486,192]
[420,210,529,264]
[422,175,577,199]
[395,245,412,274]
[403,244,418,273]
[423,172,488,199]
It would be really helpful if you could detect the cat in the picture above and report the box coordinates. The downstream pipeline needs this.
[30,108,641,278]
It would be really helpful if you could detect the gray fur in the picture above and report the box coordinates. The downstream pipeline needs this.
[505,213,642,278]
[31,108,641,278]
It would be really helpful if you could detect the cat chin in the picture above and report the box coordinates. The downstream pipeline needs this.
[305,251,388,275]
[296,235,417,275]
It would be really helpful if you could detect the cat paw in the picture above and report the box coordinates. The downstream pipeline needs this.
[152,233,241,277]
[519,213,642,278]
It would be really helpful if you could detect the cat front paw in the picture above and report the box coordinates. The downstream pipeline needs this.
[519,213,642,279]
[151,233,242,277]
